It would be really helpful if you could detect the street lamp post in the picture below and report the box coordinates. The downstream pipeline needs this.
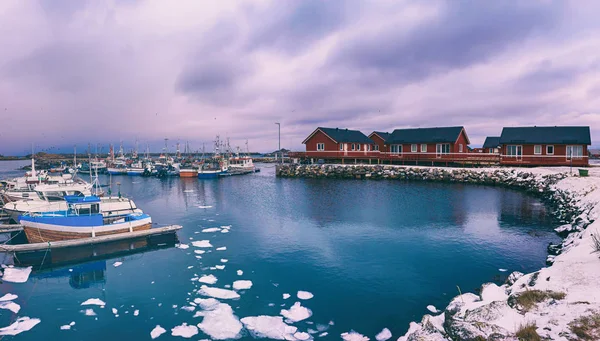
[275,122,281,164]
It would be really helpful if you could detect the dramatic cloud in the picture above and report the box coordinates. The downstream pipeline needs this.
[0,0,599,155]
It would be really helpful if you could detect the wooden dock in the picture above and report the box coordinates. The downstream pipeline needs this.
[0,225,182,252]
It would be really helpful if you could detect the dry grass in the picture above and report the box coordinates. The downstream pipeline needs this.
[514,289,566,311]
[569,312,600,340]
[591,234,600,257]
[515,322,541,341]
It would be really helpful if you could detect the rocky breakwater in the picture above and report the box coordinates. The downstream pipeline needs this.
[278,165,600,340]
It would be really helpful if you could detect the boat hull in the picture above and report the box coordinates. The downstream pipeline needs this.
[179,169,197,178]
[107,168,127,175]
[198,171,224,179]
[127,169,144,176]
[22,219,152,243]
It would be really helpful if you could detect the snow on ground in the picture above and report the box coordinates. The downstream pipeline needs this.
[0,317,41,336]
[171,323,198,338]
[202,228,221,233]
[1,266,32,283]
[0,301,20,313]
[0,294,17,301]
[232,280,253,290]
[297,291,313,300]
[192,240,212,248]
[198,274,218,284]
[216,246,227,251]
[375,328,392,341]
[241,316,298,340]
[176,244,189,249]
[341,330,370,341]
[81,298,106,306]
[196,302,243,340]
[151,325,166,339]
[280,302,312,322]
[198,285,241,300]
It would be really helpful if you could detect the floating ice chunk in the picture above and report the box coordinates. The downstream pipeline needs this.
[1,266,32,283]
[241,316,298,340]
[196,302,242,340]
[237,270,243,276]
[221,225,231,229]
[499,268,508,272]
[60,324,71,330]
[134,309,139,316]
[341,330,369,341]
[82,309,96,316]
[202,228,221,233]
[215,265,225,270]
[183,190,194,193]
[113,261,123,267]
[283,293,291,300]
[221,230,230,234]
[195,256,202,259]
[112,308,118,314]
[233,280,253,290]
[151,325,166,339]
[0,301,20,313]
[280,302,312,322]
[197,205,213,209]
[171,323,198,338]
[375,328,392,341]
[193,298,220,310]
[319,332,328,337]
[181,306,195,312]
[176,244,189,249]
[297,291,313,300]
[294,331,311,340]
[221,259,228,263]
[194,250,205,254]
[198,285,240,300]
[426,305,438,313]
[0,317,41,336]
[316,324,329,332]
[0,294,17,302]
[208,219,215,222]
[198,274,218,284]
[192,240,212,248]
[216,246,226,251]
[81,298,106,306]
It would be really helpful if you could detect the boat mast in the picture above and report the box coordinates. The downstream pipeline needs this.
[73,145,77,175]
[88,143,93,184]
[31,143,37,181]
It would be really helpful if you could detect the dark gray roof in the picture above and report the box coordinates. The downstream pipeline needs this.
[385,126,466,144]
[499,126,591,145]
[482,137,501,149]
[369,131,390,140]
[306,127,373,144]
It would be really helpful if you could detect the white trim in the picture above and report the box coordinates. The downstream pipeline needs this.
[316,143,325,151]
[302,128,338,144]
[546,145,554,155]
[534,145,542,155]
[421,144,427,152]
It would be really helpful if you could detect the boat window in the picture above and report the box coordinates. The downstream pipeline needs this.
[91,204,100,214]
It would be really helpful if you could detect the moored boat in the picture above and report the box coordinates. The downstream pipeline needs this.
[179,168,197,178]
[20,195,152,243]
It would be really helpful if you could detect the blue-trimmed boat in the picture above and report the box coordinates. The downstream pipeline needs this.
[19,195,152,243]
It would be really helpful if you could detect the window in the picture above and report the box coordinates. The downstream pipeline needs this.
[391,145,402,154]
[534,145,542,155]
[567,145,583,159]
[421,144,427,152]
[316,143,325,151]
[366,144,371,151]
[374,145,379,151]
[357,144,361,151]
[411,144,417,152]
[459,144,463,152]
[546,145,554,155]
[339,143,344,151]
[506,145,522,156]
[351,144,355,151]
[436,144,450,154]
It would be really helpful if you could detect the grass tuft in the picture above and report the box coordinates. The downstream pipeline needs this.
[569,312,600,340]
[515,322,541,341]
[591,234,600,257]
[514,290,566,311]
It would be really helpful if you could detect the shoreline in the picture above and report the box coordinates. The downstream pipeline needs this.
[277,164,600,340]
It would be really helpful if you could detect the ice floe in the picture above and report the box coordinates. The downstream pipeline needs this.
[81,298,106,306]
[202,228,221,233]
[113,261,123,267]
[171,323,198,338]
[283,293,291,300]
[237,270,243,276]
[319,332,328,337]
[341,330,370,341]
[0,294,17,302]
[198,285,240,300]
[216,246,227,251]
[194,250,206,254]
[232,280,253,290]
[181,306,195,312]
[215,265,225,270]
[498,268,508,272]
[0,317,41,336]
[82,309,96,316]
[183,190,194,193]
[192,240,212,248]
[193,298,220,310]
[375,328,392,341]
[196,302,242,340]
[134,309,139,316]
[176,244,189,249]
[294,331,311,340]
[426,305,438,313]
[221,259,228,263]
[221,229,230,233]
[198,274,218,284]
[280,302,312,322]
[1,266,32,283]
[112,308,118,314]
[241,316,298,340]
[0,301,20,313]
[151,325,166,339]
[197,205,213,209]
[297,291,313,300]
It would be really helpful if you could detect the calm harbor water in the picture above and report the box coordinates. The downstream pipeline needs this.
[0,160,560,340]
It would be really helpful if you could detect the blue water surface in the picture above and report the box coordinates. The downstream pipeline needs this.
[0,160,559,340]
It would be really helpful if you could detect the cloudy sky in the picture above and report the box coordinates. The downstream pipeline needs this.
[1,0,599,155]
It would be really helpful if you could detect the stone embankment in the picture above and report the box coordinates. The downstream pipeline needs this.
[277,164,600,340]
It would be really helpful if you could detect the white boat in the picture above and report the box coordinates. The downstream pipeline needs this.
[228,156,255,172]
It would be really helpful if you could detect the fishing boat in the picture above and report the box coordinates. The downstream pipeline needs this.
[126,161,144,176]
[179,168,198,178]
[107,161,127,175]
[20,195,152,243]
[198,160,227,179]
[228,156,255,173]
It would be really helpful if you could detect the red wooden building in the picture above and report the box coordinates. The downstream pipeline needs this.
[368,131,390,153]
[383,126,471,162]
[301,127,375,161]
[482,137,501,154]
[499,126,591,166]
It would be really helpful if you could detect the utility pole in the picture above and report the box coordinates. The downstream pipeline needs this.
[275,122,281,163]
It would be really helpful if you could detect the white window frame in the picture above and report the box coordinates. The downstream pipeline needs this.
[316,143,325,151]
[391,145,402,154]
[459,144,463,152]
[351,143,355,151]
[339,143,344,151]
[421,144,427,153]
[357,144,361,151]
[567,145,583,159]
[546,145,554,155]
[534,145,542,155]
[411,144,417,152]
[374,145,379,151]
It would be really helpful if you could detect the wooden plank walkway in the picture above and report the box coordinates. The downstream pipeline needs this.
[0,225,182,252]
